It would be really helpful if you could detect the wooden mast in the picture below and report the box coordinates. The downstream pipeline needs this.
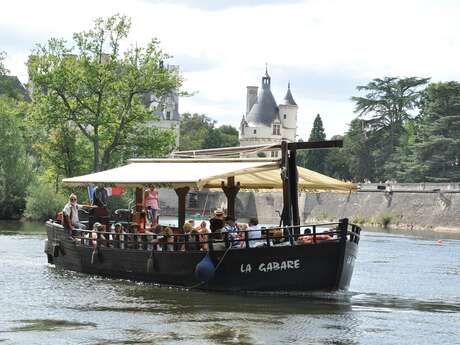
[221,176,240,219]
[174,187,190,230]
[280,140,292,226]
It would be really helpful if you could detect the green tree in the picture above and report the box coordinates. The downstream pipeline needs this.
[203,124,240,149]
[352,77,429,150]
[323,135,352,180]
[405,82,460,181]
[27,14,182,172]
[297,114,327,173]
[179,113,215,150]
[0,97,32,218]
[351,77,429,180]
[343,119,374,181]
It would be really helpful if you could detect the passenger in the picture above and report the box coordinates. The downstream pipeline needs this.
[213,209,225,221]
[92,186,108,208]
[113,223,123,249]
[223,216,240,248]
[209,218,225,251]
[199,226,210,251]
[188,227,201,251]
[247,218,264,248]
[144,184,160,226]
[149,224,164,251]
[62,193,87,238]
[212,228,226,251]
[209,218,224,233]
[182,222,193,251]
[187,219,196,228]
[90,222,106,248]
[129,224,139,249]
[269,227,285,246]
[197,221,210,234]
[118,223,129,249]
[238,223,248,248]
[163,226,175,251]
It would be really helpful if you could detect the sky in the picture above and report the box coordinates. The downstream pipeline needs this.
[2,0,460,139]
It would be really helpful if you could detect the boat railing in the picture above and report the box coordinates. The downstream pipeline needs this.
[64,218,360,251]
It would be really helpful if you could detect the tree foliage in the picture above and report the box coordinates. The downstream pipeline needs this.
[179,113,239,150]
[406,82,460,181]
[297,114,327,173]
[0,97,32,219]
[27,14,182,172]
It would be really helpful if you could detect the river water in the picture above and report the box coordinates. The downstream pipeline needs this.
[0,221,459,345]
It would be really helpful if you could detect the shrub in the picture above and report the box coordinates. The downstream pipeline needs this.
[351,214,367,225]
[378,213,392,229]
[24,180,67,221]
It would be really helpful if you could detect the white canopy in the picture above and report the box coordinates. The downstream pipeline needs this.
[62,158,355,192]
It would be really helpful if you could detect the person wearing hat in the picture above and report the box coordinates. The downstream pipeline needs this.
[213,209,225,220]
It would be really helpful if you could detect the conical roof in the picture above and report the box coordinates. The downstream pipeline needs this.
[246,71,279,126]
[281,82,297,106]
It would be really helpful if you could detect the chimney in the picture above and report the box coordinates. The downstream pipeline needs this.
[246,86,258,114]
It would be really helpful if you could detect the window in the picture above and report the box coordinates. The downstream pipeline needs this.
[283,114,287,120]
[270,151,278,158]
[253,129,257,134]
[273,124,280,135]
[166,111,171,120]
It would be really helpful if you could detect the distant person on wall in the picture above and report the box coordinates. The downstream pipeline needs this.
[144,184,160,226]
[62,193,87,237]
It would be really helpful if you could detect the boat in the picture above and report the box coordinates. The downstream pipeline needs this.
[45,140,361,292]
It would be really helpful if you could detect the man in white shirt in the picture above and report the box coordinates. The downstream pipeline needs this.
[63,193,87,237]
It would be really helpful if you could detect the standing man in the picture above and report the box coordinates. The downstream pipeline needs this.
[63,193,87,237]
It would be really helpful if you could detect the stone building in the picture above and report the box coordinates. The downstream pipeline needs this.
[239,69,298,157]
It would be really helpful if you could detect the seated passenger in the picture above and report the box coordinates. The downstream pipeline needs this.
[188,228,201,251]
[212,228,226,251]
[112,223,124,249]
[90,222,106,248]
[197,221,210,234]
[238,223,248,248]
[199,226,210,251]
[163,227,175,251]
[224,216,240,248]
[149,224,164,251]
[247,218,264,248]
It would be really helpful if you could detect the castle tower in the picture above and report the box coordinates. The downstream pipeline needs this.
[278,82,298,142]
[239,69,298,157]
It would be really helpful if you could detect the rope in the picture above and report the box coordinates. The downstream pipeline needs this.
[200,191,209,219]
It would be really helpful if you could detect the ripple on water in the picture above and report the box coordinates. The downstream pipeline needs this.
[8,319,96,332]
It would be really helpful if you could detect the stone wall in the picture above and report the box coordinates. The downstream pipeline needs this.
[158,184,460,231]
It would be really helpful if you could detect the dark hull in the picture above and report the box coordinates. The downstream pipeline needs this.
[45,222,358,292]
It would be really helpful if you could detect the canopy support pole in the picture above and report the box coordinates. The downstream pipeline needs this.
[175,187,190,230]
[281,140,292,226]
[221,176,240,219]
[288,148,300,230]
[135,188,143,212]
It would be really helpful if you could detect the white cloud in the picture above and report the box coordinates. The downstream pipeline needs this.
[2,0,460,136]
